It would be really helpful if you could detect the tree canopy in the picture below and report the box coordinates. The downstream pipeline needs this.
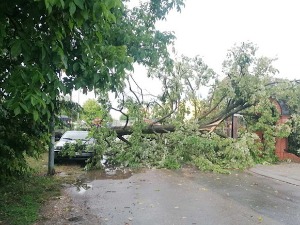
[0,0,184,178]
[0,0,184,120]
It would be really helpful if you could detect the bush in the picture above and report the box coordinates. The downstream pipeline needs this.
[0,107,48,181]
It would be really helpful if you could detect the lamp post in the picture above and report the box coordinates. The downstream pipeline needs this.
[231,114,234,138]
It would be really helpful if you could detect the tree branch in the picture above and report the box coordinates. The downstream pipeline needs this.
[127,77,142,105]
[197,95,226,121]
[129,74,144,103]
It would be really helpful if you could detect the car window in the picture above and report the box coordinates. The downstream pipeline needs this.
[61,131,89,140]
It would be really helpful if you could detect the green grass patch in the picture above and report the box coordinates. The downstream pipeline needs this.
[0,175,61,225]
[1,153,57,225]
[0,152,86,225]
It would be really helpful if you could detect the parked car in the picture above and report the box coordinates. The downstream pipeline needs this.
[54,130,95,162]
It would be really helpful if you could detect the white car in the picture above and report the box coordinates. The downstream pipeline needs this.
[54,130,95,161]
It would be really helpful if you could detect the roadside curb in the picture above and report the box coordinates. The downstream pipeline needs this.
[248,164,300,186]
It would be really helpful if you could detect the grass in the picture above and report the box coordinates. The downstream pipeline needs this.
[0,175,61,225]
[0,152,85,225]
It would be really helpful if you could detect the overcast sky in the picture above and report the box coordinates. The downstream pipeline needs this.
[75,0,300,117]
[156,0,300,78]
[131,0,300,99]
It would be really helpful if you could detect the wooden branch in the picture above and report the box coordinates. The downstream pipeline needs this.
[186,77,195,93]
[127,77,142,105]
[129,74,144,103]
[208,99,243,123]
[150,101,178,126]
[111,125,175,136]
[197,95,226,121]
[117,134,131,146]
[148,100,163,109]
[110,94,130,129]
[199,119,223,133]
[198,101,254,133]
[223,102,253,120]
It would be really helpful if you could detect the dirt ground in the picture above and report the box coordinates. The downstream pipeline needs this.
[34,162,101,225]
[35,188,100,225]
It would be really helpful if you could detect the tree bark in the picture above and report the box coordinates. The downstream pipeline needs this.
[112,125,175,136]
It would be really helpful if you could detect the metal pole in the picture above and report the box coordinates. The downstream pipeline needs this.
[231,114,234,138]
[48,113,55,175]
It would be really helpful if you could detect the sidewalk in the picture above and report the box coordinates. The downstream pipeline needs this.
[249,162,300,186]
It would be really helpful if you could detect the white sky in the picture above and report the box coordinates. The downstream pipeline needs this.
[156,0,300,78]
[75,0,300,118]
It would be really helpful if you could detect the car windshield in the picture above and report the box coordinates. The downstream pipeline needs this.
[61,131,89,140]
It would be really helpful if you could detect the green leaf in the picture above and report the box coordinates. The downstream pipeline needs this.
[68,19,74,29]
[44,0,50,9]
[69,2,76,16]
[20,103,29,113]
[60,0,65,8]
[57,47,68,68]
[44,0,54,13]
[73,62,79,72]
[31,96,37,106]
[42,45,46,60]
[74,0,84,10]
[33,111,39,121]
[47,5,53,14]
[93,75,100,84]
[75,81,82,89]
[0,24,6,47]
[81,10,89,20]
[11,40,21,57]
[104,0,121,10]
[14,107,21,116]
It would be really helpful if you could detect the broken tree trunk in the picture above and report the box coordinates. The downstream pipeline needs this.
[112,124,175,136]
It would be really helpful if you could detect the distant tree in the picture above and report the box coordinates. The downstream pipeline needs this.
[82,99,104,125]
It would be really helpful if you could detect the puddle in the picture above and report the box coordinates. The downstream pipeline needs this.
[84,167,134,181]
[72,167,137,193]
[75,183,93,194]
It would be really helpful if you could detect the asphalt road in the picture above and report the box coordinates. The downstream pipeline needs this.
[67,165,300,225]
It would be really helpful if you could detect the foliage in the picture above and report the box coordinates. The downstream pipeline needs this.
[81,99,104,125]
[288,114,300,156]
[93,110,264,172]
[0,106,48,180]
[0,0,184,177]
[57,97,82,122]
[89,42,300,172]
[60,140,89,158]
[273,80,300,156]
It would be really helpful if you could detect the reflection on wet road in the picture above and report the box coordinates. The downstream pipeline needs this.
[68,167,300,225]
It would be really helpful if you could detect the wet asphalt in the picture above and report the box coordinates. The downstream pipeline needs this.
[67,165,300,225]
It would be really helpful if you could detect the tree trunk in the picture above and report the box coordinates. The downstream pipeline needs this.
[112,124,175,136]
[48,114,55,175]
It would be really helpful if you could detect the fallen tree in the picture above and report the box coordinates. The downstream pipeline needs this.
[113,124,176,136]
[87,42,300,171]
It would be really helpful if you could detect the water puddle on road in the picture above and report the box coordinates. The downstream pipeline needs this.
[73,167,136,194]
[85,167,134,180]
[73,182,93,194]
